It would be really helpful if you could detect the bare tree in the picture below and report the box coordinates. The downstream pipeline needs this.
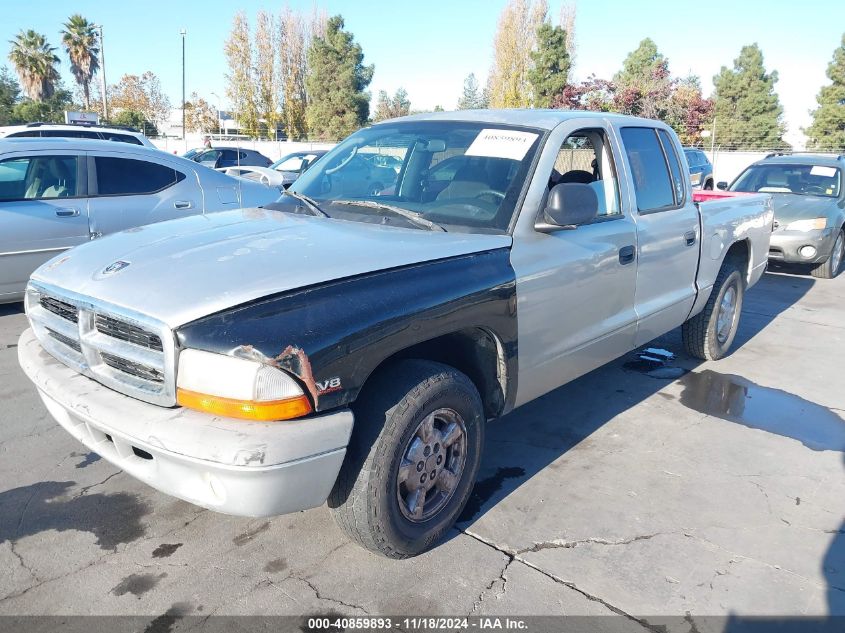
[185,92,218,133]
[109,71,171,130]
[278,6,308,139]
[488,0,547,108]
[558,2,577,71]
[224,11,259,137]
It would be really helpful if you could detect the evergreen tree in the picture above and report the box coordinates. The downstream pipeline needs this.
[306,15,373,140]
[528,22,570,108]
[805,33,845,151]
[614,38,665,86]
[0,66,21,125]
[457,73,483,109]
[712,44,786,150]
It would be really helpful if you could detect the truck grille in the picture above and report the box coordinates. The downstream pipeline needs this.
[25,284,176,406]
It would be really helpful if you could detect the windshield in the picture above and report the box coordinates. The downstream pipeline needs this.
[731,163,842,198]
[291,121,544,233]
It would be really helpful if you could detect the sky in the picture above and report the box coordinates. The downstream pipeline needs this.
[2,0,843,147]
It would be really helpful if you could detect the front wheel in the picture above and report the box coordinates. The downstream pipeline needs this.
[328,360,484,558]
[682,260,745,360]
[810,228,844,279]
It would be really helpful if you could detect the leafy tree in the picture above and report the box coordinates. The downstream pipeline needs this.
[60,15,99,110]
[712,44,786,150]
[664,76,715,146]
[0,66,21,125]
[255,10,280,136]
[10,82,74,124]
[373,87,410,122]
[433,105,444,112]
[279,6,309,140]
[528,22,570,108]
[224,11,260,137]
[111,108,156,135]
[184,92,218,134]
[805,33,845,151]
[488,0,547,108]
[109,72,171,131]
[8,30,60,101]
[306,15,373,140]
[457,73,485,110]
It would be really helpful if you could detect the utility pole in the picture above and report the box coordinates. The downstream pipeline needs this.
[94,24,107,121]
[180,29,187,150]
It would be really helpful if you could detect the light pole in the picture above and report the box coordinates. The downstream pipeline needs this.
[93,24,107,121]
[180,28,186,150]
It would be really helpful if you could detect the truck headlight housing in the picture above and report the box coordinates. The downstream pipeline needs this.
[176,349,312,421]
[786,218,827,231]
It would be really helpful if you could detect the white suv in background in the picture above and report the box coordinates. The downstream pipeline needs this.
[0,123,156,148]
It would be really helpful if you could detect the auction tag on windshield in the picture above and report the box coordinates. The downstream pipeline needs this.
[465,129,539,161]
[810,165,837,177]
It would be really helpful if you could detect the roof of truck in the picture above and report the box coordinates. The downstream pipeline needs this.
[383,108,666,131]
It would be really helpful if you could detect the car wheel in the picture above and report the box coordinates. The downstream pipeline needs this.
[682,259,745,360]
[704,179,714,190]
[328,359,484,558]
[810,228,844,279]
[368,182,384,196]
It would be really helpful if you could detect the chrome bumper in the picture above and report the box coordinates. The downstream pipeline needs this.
[18,328,354,517]
[768,228,837,264]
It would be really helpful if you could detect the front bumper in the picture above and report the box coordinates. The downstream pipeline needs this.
[18,328,354,517]
[768,228,837,264]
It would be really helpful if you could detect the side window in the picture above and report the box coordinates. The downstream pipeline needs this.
[42,129,99,139]
[657,129,685,206]
[103,133,144,145]
[549,129,621,218]
[7,131,41,138]
[95,157,185,196]
[621,127,676,213]
[0,155,78,201]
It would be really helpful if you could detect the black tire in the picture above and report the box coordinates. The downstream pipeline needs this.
[328,359,484,558]
[682,259,745,360]
[810,228,844,279]
[703,178,714,190]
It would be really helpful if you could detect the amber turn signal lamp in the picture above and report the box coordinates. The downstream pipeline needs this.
[176,388,312,421]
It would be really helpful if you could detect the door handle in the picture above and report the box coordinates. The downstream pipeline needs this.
[174,200,192,209]
[684,230,697,246]
[619,245,636,265]
[55,207,79,217]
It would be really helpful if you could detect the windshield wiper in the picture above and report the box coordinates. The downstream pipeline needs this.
[284,190,330,218]
[331,199,446,232]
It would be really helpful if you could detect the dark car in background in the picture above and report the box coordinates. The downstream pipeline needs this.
[684,148,713,190]
[723,152,845,279]
[270,150,328,188]
[191,147,272,169]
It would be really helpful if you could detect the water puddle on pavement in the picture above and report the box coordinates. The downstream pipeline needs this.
[678,370,845,452]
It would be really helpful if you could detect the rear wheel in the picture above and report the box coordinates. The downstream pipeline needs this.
[810,228,844,279]
[328,359,484,558]
[682,260,745,360]
[703,178,714,190]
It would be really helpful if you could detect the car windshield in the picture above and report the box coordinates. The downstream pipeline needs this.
[290,121,544,233]
[731,163,842,198]
[273,153,320,171]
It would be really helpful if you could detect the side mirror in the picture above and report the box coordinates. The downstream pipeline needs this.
[537,183,598,232]
[716,181,728,190]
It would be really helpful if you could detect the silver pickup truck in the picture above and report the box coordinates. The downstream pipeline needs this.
[17,111,773,558]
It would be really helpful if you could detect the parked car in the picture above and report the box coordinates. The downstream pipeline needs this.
[0,138,281,303]
[683,147,713,190]
[0,122,156,148]
[720,152,845,278]
[182,148,204,160]
[17,111,772,558]
[190,147,272,169]
[270,150,328,188]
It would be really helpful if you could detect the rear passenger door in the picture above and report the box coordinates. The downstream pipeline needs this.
[0,151,89,299]
[87,152,203,237]
[620,127,700,345]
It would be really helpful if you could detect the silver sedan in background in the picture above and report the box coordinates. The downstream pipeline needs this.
[0,138,282,303]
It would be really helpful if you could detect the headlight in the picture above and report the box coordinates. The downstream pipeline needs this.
[786,218,827,231]
[176,349,312,421]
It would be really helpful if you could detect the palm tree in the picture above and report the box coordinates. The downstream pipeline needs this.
[8,30,60,101]
[60,15,99,110]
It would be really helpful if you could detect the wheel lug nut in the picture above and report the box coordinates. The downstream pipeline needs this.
[417,461,424,472]
[430,470,437,480]
[420,474,427,483]
[424,446,431,457]
[434,443,440,453]
[436,456,442,465]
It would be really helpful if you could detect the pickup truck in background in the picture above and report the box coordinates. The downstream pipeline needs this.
[17,111,773,558]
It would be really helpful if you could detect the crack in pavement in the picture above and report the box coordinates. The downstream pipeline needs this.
[71,471,122,499]
[516,533,665,555]
[468,553,513,615]
[459,528,655,632]
[285,575,371,614]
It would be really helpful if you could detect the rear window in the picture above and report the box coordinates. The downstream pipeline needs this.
[621,127,676,212]
[102,132,144,145]
[41,129,100,139]
[7,130,41,138]
[95,156,185,196]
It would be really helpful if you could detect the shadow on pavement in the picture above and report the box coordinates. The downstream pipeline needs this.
[0,302,24,317]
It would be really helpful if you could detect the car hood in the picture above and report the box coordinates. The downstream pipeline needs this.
[769,193,842,224]
[31,207,512,329]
